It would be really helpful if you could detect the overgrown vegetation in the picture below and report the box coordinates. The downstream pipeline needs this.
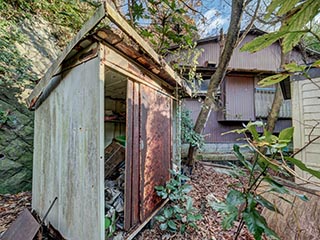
[155,170,202,233]
[181,110,204,150]
[209,121,320,240]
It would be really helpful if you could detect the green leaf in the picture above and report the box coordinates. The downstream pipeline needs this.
[105,217,111,229]
[233,144,253,171]
[164,208,173,218]
[265,0,282,19]
[226,189,245,206]
[283,63,306,73]
[311,60,320,68]
[159,222,168,231]
[285,157,320,179]
[210,201,229,212]
[247,122,260,140]
[180,224,186,233]
[241,31,286,53]
[282,32,305,53]
[168,220,177,230]
[277,0,300,16]
[255,195,281,214]
[177,174,190,182]
[222,211,238,230]
[155,215,166,222]
[173,205,185,214]
[186,197,193,211]
[181,184,192,193]
[155,186,165,191]
[193,213,203,221]
[263,177,289,194]
[243,211,264,240]
[295,193,309,201]
[258,73,290,87]
[243,210,280,240]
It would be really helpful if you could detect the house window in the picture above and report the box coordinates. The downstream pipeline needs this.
[254,77,292,118]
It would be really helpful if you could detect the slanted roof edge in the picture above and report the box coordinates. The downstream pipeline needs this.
[27,1,190,110]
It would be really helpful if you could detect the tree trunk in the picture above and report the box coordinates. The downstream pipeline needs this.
[266,48,287,133]
[266,83,283,133]
[187,0,245,167]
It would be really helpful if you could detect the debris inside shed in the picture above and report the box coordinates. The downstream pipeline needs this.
[104,140,126,238]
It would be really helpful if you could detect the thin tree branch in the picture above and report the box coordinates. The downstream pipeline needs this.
[236,0,261,47]
[291,135,320,158]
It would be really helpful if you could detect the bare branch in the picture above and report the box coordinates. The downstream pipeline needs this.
[236,0,261,47]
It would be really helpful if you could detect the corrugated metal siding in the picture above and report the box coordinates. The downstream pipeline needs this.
[197,34,281,71]
[225,76,255,121]
[32,58,104,240]
[292,76,320,188]
[197,42,220,66]
[183,99,292,143]
[255,88,292,118]
[182,99,244,142]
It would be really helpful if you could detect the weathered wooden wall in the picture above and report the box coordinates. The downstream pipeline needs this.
[32,57,104,240]
[292,74,320,189]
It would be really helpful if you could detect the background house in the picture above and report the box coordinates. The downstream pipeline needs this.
[176,29,318,158]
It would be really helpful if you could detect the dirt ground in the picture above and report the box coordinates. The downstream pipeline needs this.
[136,163,254,240]
[0,163,254,239]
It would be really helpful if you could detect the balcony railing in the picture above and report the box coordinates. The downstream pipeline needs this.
[255,88,292,118]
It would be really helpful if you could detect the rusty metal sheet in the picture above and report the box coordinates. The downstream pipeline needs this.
[139,84,172,221]
[1,209,40,240]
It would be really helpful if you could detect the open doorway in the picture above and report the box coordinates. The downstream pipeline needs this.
[104,68,127,238]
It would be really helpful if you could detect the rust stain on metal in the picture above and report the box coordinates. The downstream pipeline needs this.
[139,84,171,221]
[1,209,40,240]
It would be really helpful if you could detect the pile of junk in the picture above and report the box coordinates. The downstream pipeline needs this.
[104,136,126,239]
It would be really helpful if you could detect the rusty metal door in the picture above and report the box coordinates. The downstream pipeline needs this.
[125,80,172,230]
[139,84,172,221]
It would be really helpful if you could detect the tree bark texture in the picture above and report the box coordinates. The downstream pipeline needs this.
[187,0,245,166]
[266,83,283,133]
[266,47,287,133]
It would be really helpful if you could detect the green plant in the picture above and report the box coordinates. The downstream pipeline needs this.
[0,110,14,127]
[105,210,116,237]
[155,170,202,233]
[209,121,320,240]
[181,110,204,149]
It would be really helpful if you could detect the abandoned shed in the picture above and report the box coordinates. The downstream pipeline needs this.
[27,3,190,240]
[291,68,320,189]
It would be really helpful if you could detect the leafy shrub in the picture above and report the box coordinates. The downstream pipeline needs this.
[181,110,204,149]
[209,121,320,240]
[155,170,202,233]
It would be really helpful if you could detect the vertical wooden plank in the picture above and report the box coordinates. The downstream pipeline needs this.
[131,81,140,226]
[124,80,133,230]
[98,50,105,240]
[32,57,104,240]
